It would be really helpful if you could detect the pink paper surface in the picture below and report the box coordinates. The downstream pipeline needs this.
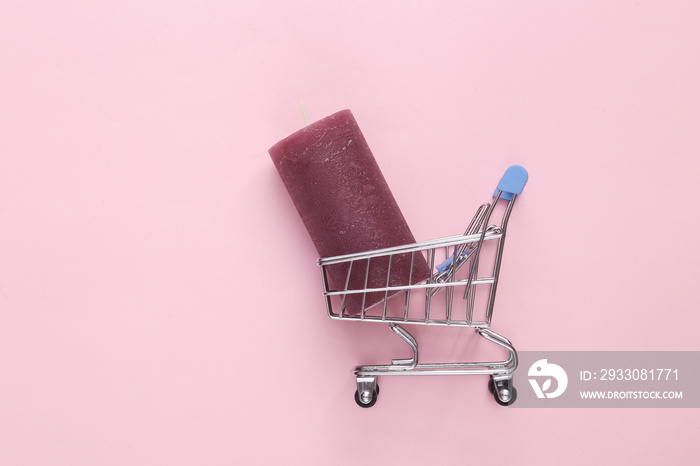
[1,1,699,464]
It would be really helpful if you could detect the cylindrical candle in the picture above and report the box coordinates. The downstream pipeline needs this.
[269,109,430,314]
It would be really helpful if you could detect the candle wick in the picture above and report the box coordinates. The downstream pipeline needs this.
[300,102,310,126]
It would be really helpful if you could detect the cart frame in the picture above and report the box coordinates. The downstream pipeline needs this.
[318,165,528,407]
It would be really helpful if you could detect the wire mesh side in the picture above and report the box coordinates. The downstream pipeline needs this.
[320,194,519,327]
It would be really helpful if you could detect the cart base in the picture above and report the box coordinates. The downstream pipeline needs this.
[353,324,518,407]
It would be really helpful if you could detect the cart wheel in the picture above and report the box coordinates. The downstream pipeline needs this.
[354,385,379,408]
[488,378,517,406]
[493,387,517,406]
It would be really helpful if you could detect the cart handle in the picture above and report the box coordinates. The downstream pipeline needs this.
[493,165,528,201]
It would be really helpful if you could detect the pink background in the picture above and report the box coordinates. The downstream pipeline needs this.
[1,1,699,464]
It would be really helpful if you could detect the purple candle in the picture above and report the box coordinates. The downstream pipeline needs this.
[269,109,430,314]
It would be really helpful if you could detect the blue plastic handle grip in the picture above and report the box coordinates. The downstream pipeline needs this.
[493,165,528,200]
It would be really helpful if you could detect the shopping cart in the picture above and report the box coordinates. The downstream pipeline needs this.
[319,165,528,407]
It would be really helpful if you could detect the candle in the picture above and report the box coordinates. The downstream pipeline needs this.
[269,109,430,314]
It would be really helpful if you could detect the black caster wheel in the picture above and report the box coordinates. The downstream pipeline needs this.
[488,378,517,406]
[354,385,380,408]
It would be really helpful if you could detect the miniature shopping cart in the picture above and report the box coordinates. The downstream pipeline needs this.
[319,165,528,407]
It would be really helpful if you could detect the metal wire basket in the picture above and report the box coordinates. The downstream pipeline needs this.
[319,165,529,407]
